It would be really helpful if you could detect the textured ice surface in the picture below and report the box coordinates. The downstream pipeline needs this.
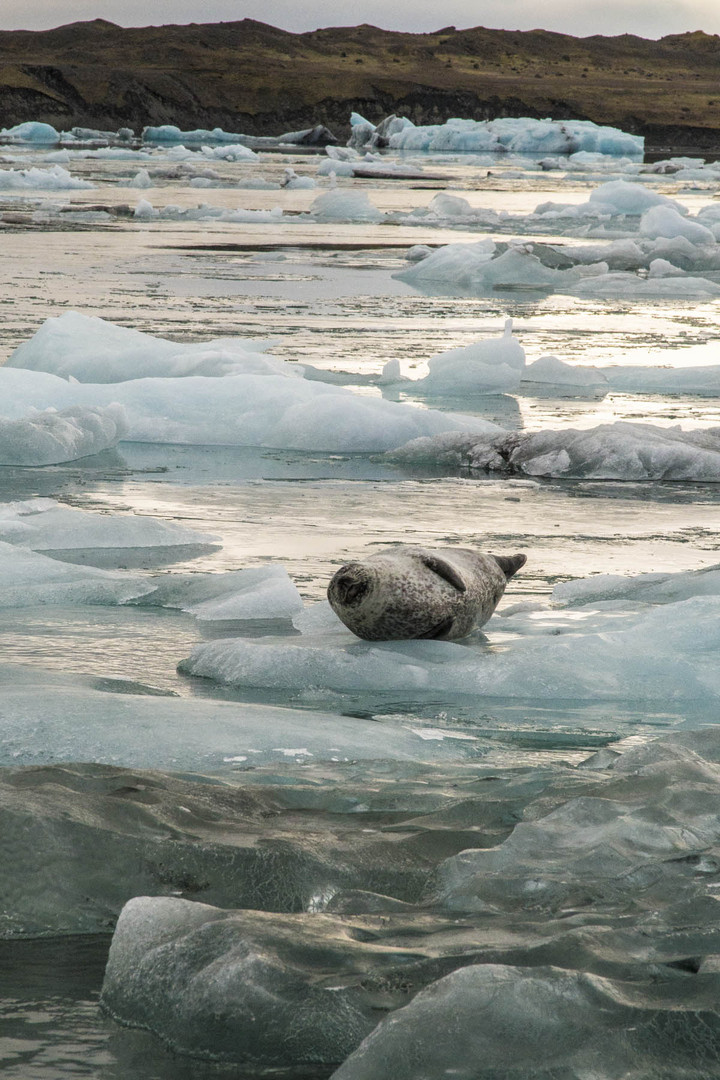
[0,498,217,558]
[0,164,94,189]
[89,726,720,1072]
[406,319,526,395]
[387,422,720,481]
[383,117,643,156]
[1,360,495,452]
[521,355,609,392]
[332,962,720,1080]
[0,542,152,606]
[553,561,720,607]
[134,565,304,621]
[6,311,289,382]
[0,121,60,142]
[101,898,376,1064]
[309,190,383,223]
[0,404,126,465]
[181,586,720,707]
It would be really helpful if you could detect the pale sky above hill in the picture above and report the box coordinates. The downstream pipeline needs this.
[0,0,718,38]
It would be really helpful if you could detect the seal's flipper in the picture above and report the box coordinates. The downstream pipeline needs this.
[492,553,527,580]
[421,555,467,593]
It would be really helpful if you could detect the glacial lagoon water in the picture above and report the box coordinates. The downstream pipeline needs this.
[4,137,720,1077]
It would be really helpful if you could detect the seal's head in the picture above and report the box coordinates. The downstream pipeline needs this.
[327,562,374,610]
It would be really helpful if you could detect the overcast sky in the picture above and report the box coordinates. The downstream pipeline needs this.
[0,0,718,39]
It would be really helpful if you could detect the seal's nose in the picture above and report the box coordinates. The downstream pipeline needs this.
[331,572,369,606]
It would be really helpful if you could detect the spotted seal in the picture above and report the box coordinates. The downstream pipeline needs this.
[327,546,526,641]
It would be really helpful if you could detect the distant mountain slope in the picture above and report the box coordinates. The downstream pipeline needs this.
[0,19,719,150]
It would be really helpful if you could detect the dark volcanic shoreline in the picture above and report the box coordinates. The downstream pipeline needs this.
[1,18,720,152]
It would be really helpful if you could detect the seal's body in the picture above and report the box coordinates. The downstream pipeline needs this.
[327,546,526,641]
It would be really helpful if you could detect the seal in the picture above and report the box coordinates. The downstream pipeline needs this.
[327,546,526,641]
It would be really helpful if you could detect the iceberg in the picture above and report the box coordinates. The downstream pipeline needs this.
[387,422,720,481]
[0,121,60,143]
[0,404,126,466]
[587,179,680,215]
[570,272,720,299]
[331,962,720,1080]
[0,542,153,606]
[1,320,498,452]
[376,117,643,157]
[6,311,292,383]
[142,123,336,147]
[133,565,304,622]
[0,165,94,190]
[404,319,526,395]
[553,562,720,607]
[639,204,716,244]
[101,897,375,1065]
[602,364,720,395]
[309,190,383,223]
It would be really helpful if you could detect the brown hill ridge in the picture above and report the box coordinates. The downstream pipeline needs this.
[1,19,720,151]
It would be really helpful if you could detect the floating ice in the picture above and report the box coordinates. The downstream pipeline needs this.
[552,562,720,607]
[134,565,303,622]
[101,897,375,1064]
[199,143,259,161]
[6,312,290,383]
[395,239,496,288]
[377,117,643,156]
[587,179,680,215]
[0,542,153,606]
[570,271,720,299]
[0,165,94,190]
[142,124,334,148]
[281,167,316,189]
[309,190,383,223]
[331,961,720,1080]
[0,404,126,466]
[2,322,496,452]
[133,198,284,222]
[388,422,720,481]
[128,168,153,188]
[602,364,720,395]
[408,319,526,395]
[640,204,715,244]
[0,121,60,143]
[0,498,218,560]
[182,587,720,708]
[521,355,609,394]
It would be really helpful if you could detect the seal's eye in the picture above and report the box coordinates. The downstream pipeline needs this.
[337,575,369,605]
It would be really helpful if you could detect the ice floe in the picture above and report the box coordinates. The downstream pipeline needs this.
[387,423,720,481]
[0,404,126,465]
[181,585,720,708]
[0,498,218,562]
[384,319,526,395]
[0,164,94,190]
[2,316,497,451]
[351,115,643,157]
[6,311,289,382]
